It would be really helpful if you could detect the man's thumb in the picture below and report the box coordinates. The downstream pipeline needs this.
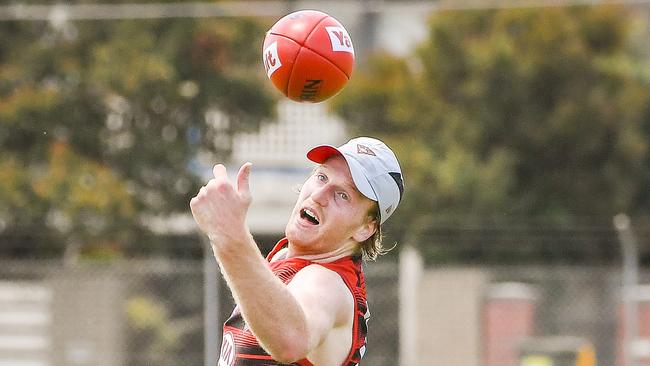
[237,162,253,200]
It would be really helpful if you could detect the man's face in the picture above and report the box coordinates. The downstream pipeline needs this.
[285,155,377,255]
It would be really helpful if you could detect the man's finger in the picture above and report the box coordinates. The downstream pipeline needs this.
[213,164,227,179]
[237,162,253,199]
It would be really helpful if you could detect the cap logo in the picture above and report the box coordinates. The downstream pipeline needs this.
[385,205,393,215]
[356,144,376,156]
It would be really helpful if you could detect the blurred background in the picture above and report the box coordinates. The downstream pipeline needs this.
[1,1,650,365]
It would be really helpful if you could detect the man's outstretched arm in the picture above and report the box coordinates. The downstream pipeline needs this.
[189,163,349,362]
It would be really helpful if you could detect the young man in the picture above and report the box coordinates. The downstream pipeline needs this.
[190,137,404,366]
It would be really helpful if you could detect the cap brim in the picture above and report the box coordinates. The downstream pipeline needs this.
[307,145,340,163]
[306,145,378,202]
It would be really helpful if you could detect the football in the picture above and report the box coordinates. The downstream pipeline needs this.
[262,10,355,103]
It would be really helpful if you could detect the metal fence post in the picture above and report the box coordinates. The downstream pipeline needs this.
[399,245,423,366]
[614,213,639,366]
[203,240,220,366]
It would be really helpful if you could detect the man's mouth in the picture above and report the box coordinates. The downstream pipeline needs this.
[300,208,320,225]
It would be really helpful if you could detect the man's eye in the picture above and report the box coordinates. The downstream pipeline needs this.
[338,192,349,201]
[317,173,327,182]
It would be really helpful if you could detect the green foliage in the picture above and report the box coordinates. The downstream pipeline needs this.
[125,296,180,362]
[333,5,650,260]
[0,14,277,258]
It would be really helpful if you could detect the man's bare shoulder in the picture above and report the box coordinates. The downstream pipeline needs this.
[288,264,354,322]
[291,264,347,289]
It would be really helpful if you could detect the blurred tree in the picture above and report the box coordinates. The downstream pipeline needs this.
[125,296,182,365]
[333,5,650,263]
[0,12,277,258]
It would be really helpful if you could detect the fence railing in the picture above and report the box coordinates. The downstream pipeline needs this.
[1,216,649,366]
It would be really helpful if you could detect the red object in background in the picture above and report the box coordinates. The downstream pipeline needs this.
[262,10,355,103]
[483,283,538,366]
[617,289,650,366]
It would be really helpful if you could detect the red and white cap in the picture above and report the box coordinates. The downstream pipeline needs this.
[307,137,404,224]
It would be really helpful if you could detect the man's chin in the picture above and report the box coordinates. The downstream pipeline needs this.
[285,226,316,247]
[285,228,303,244]
[286,218,317,235]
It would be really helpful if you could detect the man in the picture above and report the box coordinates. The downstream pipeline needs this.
[190,137,404,365]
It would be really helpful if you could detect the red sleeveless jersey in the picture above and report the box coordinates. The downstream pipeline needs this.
[217,238,369,366]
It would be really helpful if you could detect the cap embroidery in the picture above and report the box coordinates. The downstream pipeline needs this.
[385,205,393,215]
[357,144,376,156]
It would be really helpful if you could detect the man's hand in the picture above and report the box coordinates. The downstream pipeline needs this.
[190,162,253,247]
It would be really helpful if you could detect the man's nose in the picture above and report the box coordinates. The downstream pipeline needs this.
[310,184,330,206]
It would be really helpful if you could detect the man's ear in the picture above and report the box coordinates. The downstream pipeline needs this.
[353,217,378,243]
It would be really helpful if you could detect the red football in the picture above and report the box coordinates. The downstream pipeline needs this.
[262,10,355,103]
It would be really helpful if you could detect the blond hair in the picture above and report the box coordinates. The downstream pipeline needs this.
[359,202,391,261]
